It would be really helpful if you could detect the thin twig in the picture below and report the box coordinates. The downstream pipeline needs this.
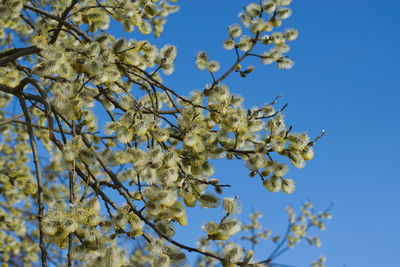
[23,4,91,42]
[0,46,40,67]
[0,107,34,126]
[18,95,47,267]
[308,130,325,147]
[49,0,79,44]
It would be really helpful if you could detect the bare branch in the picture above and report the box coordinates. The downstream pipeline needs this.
[308,130,325,147]
[0,46,40,67]
[18,95,47,267]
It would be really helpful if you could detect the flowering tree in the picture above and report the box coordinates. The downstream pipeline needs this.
[0,0,330,266]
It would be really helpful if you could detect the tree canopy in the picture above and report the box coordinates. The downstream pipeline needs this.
[0,0,329,266]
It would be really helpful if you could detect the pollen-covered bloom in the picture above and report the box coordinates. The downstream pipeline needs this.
[159,44,177,63]
[208,60,220,73]
[261,47,282,65]
[196,51,209,71]
[271,32,285,45]
[238,12,252,28]
[280,0,293,6]
[222,39,235,50]
[285,28,299,41]
[3,69,20,87]
[263,176,282,192]
[153,254,170,267]
[277,58,294,69]
[165,246,186,266]
[288,133,310,150]
[237,35,252,52]
[245,3,261,18]
[277,8,292,20]
[222,242,244,263]
[223,197,241,214]
[261,53,275,65]
[250,18,266,34]
[219,218,242,237]
[262,0,276,14]
[228,24,242,38]
[282,178,296,194]
[302,146,315,160]
[199,193,220,208]
[268,135,286,152]
[288,150,306,168]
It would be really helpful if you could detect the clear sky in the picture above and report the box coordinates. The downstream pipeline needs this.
[110,0,400,266]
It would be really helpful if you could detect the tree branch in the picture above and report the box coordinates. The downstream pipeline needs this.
[0,46,40,67]
[49,0,80,44]
[23,4,91,42]
[18,95,47,267]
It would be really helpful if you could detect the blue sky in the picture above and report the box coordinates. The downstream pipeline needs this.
[118,0,400,266]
